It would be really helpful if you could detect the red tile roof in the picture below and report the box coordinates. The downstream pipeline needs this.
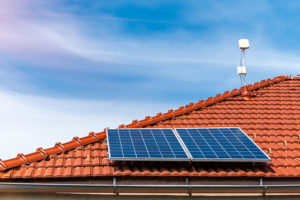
[1,75,300,179]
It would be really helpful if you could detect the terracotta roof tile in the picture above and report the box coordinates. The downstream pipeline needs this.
[23,167,34,178]
[32,167,44,178]
[91,157,100,166]
[0,169,12,179]
[55,158,64,167]
[83,166,91,176]
[44,167,53,177]
[64,167,72,177]
[73,167,82,176]
[92,166,103,176]
[74,157,83,166]
[53,167,64,177]
[11,167,27,178]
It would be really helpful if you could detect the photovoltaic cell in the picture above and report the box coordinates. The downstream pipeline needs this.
[175,128,270,162]
[107,129,189,161]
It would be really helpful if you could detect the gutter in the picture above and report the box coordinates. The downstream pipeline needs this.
[0,179,299,196]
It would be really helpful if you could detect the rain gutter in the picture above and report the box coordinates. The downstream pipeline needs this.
[0,178,299,196]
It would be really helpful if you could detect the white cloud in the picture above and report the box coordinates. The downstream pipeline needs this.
[0,90,176,160]
[0,0,299,75]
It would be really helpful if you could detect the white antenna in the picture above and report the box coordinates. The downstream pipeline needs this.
[237,39,249,86]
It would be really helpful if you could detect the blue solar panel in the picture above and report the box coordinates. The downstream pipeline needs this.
[107,129,190,161]
[175,128,270,162]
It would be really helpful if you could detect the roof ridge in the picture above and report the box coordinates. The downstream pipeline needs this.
[0,75,291,172]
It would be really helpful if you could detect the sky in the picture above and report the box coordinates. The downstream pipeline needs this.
[0,0,300,160]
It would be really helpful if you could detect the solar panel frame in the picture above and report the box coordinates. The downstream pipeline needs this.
[106,128,190,161]
[174,127,271,162]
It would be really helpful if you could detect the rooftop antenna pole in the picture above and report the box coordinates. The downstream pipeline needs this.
[240,49,247,86]
[237,39,249,86]
[237,39,251,100]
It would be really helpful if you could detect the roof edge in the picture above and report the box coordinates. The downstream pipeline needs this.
[0,75,291,172]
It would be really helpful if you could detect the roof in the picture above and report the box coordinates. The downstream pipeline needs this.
[0,75,299,179]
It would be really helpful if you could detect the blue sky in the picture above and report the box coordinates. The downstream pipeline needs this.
[0,0,300,159]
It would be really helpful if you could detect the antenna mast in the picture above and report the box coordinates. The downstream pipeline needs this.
[237,39,252,100]
[237,39,249,86]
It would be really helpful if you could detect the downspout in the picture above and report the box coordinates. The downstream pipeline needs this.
[113,177,118,196]
[260,178,267,196]
[185,177,191,196]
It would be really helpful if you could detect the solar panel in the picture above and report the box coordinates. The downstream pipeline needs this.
[174,127,270,162]
[107,129,190,161]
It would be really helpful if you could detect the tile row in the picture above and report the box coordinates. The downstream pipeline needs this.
[0,166,112,179]
[158,123,300,130]
[194,110,300,114]
[187,113,300,120]
[2,164,299,179]
[166,118,300,124]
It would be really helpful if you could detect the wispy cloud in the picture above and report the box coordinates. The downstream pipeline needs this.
[0,0,299,72]
[0,89,177,160]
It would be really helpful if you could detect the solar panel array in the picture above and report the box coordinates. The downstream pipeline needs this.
[107,129,189,161]
[107,128,270,162]
[175,128,270,162]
